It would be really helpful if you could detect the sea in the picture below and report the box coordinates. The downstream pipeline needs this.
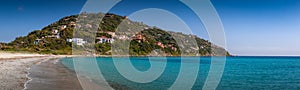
[61,56,300,90]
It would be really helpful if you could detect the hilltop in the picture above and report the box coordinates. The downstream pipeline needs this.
[0,13,230,56]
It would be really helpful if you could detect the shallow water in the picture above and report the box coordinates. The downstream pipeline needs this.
[61,56,300,90]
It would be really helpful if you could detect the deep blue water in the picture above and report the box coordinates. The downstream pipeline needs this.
[61,56,300,90]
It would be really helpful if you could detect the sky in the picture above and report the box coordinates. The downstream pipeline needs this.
[0,0,300,56]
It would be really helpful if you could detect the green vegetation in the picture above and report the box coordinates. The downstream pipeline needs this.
[0,13,230,56]
[95,43,111,55]
[96,33,112,38]
[128,29,181,56]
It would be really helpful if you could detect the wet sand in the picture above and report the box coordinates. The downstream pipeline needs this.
[0,56,49,90]
[25,58,109,90]
[0,51,111,90]
[25,58,83,90]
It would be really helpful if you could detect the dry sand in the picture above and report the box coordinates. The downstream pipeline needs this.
[0,52,50,90]
[0,52,46,60]
[0,52,108,90]
[0,52,73,90]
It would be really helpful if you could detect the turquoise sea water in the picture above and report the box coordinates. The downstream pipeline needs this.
[61,56,300,90]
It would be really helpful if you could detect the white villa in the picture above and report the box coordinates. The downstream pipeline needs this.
[67,38,87,45]
[46,30,60,38]
[34,39,42,44]
[61,25,67,30]
[96,36,114,43]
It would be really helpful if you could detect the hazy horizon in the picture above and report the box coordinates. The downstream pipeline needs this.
[1,0,300,56]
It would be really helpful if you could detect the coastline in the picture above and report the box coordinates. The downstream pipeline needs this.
[0,52,74,90]
[0,51,127,90]
[25,56,113,90]
[0,51,47,60]
[0,52,51,90]
[0,51,225,90]
[24,57,83,90]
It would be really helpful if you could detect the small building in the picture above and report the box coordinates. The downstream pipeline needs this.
[136,34,143,40]
[191,47,199,50]
[96,36,114,43]
[156,42,165,48]
[34,39,42,45]
[132,34,144,43]
[105,14,114,17]
[200,46,204,49]
[124,16,128,19]
[171,47,177,51]
[117,35,129,40]
[52,30,58,34]
[144,27,149,30]
[76,24,82,28]
[61,25,67,30]
[46,32,60,39]
[66,38,87,46]
[85,24,92,28]
[106,32,116,37]
[66,39,72,42]
[70,21,76,26]
[56,33,60,38]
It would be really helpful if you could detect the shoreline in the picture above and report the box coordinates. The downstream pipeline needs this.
[0,56,52,90]
[0,51,127,90]
[25,56,112,90]
[0,52,73,90]
[97,54,230,57]
[0,51,222,90]
[23,57,51,90]
[24,57,83,90]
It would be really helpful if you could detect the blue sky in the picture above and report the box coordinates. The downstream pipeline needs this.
[0,0,85,42]
[212,0,300,56]
[0,0,300,56]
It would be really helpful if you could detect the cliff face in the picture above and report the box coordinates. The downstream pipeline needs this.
[4,13,230,56]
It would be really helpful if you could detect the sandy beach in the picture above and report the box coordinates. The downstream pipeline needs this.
[0,52,49,90]
[0,52,46,60]
[26,57,114,90]
[0,52,108,90]
[24,57,83,90]
[0,52,77,90]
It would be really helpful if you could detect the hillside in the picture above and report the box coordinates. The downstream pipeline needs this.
[1,13,230,56]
